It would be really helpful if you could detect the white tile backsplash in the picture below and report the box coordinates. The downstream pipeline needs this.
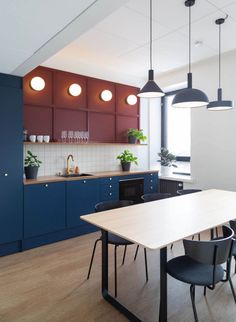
[24,144,149,176]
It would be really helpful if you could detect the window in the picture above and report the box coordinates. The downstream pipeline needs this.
[161,90,191,162]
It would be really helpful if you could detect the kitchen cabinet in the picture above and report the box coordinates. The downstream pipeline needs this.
[67,179,100,228]
[24,182,66,238]
[0,74,23,245]
[144,173,159,194]
[160,179,183,195]
[100,177,119,201]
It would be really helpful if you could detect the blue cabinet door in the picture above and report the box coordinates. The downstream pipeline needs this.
[24,182,66,238]
[67,179,100,228]
[0,78,23,244]
[100,177,119,201]
[144,173,159,194]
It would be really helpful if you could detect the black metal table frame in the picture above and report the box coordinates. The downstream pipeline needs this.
[101,230,167,322]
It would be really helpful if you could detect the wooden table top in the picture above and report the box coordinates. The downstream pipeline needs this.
[81,189,236,250]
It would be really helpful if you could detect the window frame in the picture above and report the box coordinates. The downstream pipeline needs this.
[161,89,191,162]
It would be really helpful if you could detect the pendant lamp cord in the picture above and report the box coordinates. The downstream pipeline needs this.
[219,22,221,89]
[189,5,191,73]
[150,0,153,70]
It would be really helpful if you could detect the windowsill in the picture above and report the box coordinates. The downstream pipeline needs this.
[159,161,193,183]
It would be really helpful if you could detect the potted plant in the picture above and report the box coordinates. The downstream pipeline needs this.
[24,150,42,179]
[127,128,147,144]
[117,149,138,171]
[158,147,177,174]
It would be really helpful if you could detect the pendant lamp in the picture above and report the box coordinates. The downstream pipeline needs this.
[207,17,233,111]
[172,0,208,108]
[138,0,164,98]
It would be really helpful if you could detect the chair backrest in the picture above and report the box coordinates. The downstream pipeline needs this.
[141,193,172,202]
[95,200,133,212]
[177,189,202,195]
[183,225,234,266]
[230,219,236,236]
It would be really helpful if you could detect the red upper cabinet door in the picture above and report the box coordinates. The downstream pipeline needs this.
[24,105,53,137]
[116,115,139,143]
[116,84,139,116]
[54,70,87,109]
[87,78,115,113]
[23,67,53,106]
[89,112,115,143]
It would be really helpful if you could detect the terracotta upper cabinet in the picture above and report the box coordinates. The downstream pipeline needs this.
[54,71,87,109]
[23,67,53,106]
[24,105,53,137]
[89,112,115,143]
[87,78,115,113]
[116,84,139,116]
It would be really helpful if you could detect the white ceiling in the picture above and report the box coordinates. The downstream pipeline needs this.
[43,0,236,86]
[2,0,236,86]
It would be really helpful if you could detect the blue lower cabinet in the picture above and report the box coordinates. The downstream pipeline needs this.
[144,173,159,194]
[100,181,119,201]
[24,182,66,238]
[67,179,100,228]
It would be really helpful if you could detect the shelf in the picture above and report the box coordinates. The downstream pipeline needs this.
[23,142,148,146]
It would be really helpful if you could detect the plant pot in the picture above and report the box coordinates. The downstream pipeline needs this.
[128,135,137,144]
[121,162,131,172]
[24,166,39,179]
[160,166,171,176]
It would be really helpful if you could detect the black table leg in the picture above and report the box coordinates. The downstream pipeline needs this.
[101,229,143,322]
[159,246,167,322]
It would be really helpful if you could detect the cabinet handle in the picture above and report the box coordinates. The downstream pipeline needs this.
[109,185,112,188]
[150,174,153,176]
[109,177,112,181]
[4,173,8,177]
[45,184,48,188]
[109,192,112,196]
[150,180,153,183]
[178,183,183,187]
[83,180,86,184]
[150,186,153,189]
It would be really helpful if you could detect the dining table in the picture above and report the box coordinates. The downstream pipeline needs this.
[81,189,236,322]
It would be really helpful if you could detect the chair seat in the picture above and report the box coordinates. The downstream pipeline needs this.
[108,232,133,245]
[167,255,224,286]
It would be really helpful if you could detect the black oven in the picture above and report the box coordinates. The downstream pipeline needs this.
[119,177,144,204]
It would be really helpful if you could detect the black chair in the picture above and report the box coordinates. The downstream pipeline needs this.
[134,193,172,259]
[167,225,235,322]
[87,200,148,297]
[230,219,236,273]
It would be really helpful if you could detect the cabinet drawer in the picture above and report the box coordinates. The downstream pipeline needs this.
[100,183,119,201]
[100,176,119,185]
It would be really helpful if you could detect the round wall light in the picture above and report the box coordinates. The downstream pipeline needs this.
[68,83,82,97]
[126,94,138,106]
[100,89,112,102]
[30,76,45,91]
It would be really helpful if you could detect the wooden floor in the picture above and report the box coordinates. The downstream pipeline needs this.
[0,231,235,322]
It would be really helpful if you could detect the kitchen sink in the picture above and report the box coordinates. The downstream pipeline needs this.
[59,173,94,178]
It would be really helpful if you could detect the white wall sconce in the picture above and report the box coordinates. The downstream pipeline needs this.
[68,83,82,97]
[30,76,45,91]
[100,89,112,102]
[126,94,138,105]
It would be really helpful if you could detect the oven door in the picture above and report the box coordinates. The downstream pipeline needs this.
[119,178,144,204]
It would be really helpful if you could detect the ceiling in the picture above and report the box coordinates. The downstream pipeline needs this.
[2,0,236,86]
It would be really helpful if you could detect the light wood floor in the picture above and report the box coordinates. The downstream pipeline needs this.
[0,231,235,322]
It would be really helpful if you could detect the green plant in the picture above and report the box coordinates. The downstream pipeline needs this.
[127,128,147,142]
[24,150,42,167]
[158,147,177,168]
[117,150,138,165]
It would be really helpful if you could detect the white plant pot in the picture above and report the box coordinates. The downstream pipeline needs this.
[160,166,171,176]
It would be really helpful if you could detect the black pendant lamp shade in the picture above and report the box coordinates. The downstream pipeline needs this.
[207,18,233,111]
[138,69,164,98]
[138,0,164,98]
[172,0,209,108]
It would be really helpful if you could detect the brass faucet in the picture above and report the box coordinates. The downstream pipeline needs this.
[66,154,74,174]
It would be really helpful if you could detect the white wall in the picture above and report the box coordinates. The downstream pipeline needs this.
[159,49,236,191]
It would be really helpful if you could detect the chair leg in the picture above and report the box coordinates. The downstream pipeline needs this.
[234,257,236,274]
[215,227,219,238]
[87,238,101,279]
[229,277,236,303]
[134,245,139,261]
[203,286,207,296]
[190,285,199,322]
[170,243,174,250]
[192,235,195,240]
[198,233,201,241]
[144,248,148,282]
[114,245,118,298]
[122,245,127,265]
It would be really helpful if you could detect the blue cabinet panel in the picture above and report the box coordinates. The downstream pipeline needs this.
[100,182,119,201]
[144,173,159,194]
[0,75,23,244]
[67,179,100,228]
[24,182,66,238]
